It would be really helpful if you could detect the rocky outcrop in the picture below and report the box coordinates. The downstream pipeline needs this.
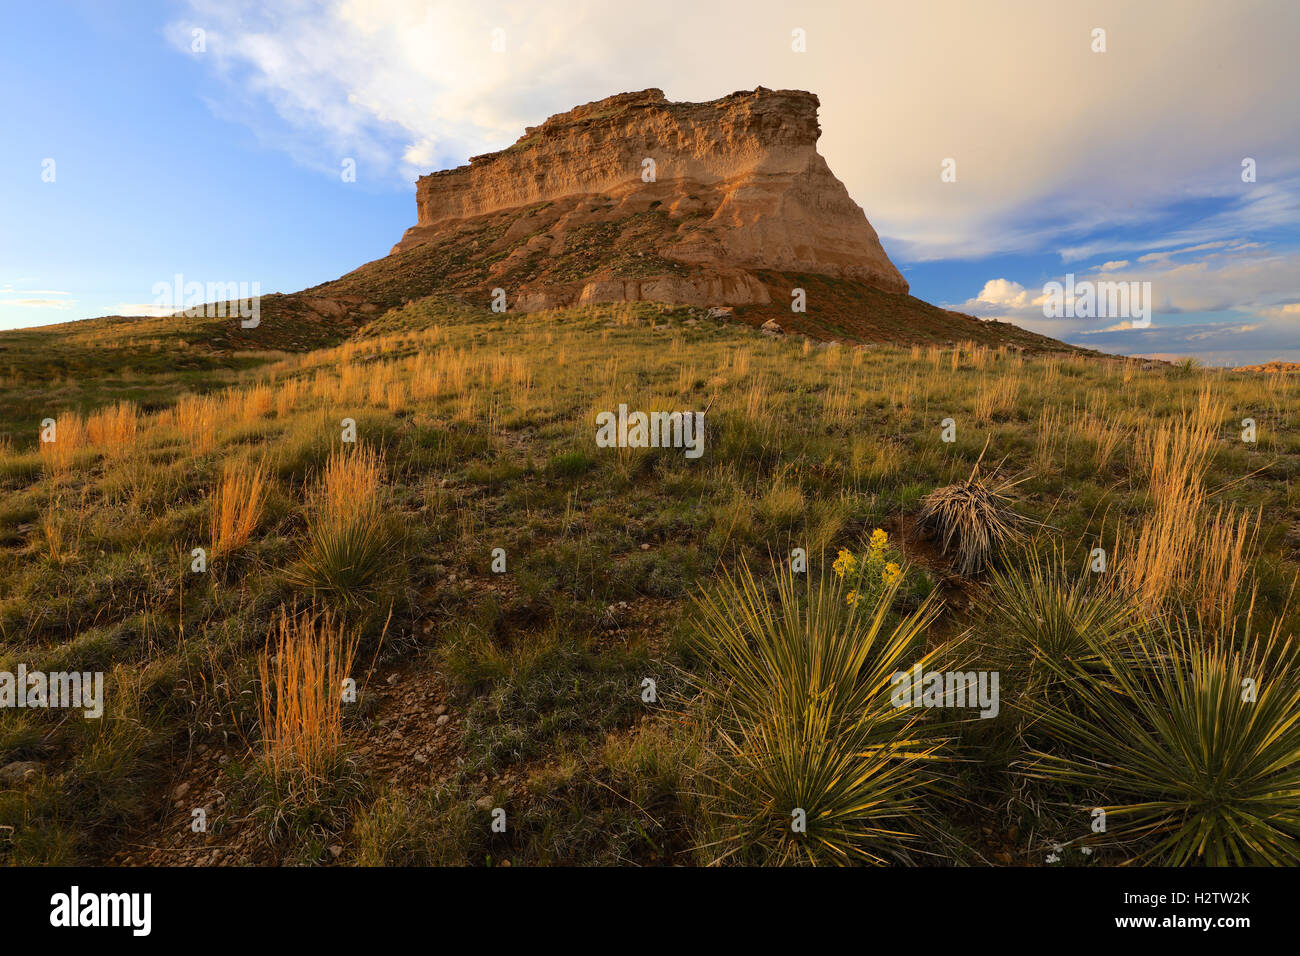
[390,87,908,310]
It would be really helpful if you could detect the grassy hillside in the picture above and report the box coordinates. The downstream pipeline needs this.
[1,298,1297,866]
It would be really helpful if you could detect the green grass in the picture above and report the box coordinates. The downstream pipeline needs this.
[0,295,1297,866]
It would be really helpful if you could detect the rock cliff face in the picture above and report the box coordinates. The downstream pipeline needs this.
[389,88,908,309]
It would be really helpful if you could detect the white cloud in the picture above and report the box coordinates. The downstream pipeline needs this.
[1256,302,1300,319]
[953,241,1300,358]
[112,303,183,317]
[965,279,1036,311]
[0,298,74,309]
[1078,321,1134,334]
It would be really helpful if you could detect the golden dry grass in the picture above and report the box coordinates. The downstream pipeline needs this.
[314,444,384,528]
[209,457,269,557]
[974,369,1020,424]
[173,394,218,455]
[257,605,360,783]
[85,401,138,453]
[1116,388,1259,625]
[39,489,88,565]
[1069,406,1127,471]
[39,412,86,476]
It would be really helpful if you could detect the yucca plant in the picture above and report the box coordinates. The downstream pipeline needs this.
[976,548,1140,736]
[1024,620,1300,865]
[289,445,398,606]
[686,556,950,865]
[918,465,1023,576]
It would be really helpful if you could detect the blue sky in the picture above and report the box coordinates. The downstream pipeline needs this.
[3,1,1298,365]
[0,1,410,330]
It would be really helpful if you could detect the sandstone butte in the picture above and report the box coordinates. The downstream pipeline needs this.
[388,86,910,310]
[134,87,1075,354]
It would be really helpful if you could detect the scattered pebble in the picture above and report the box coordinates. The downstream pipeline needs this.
[0,761,42,786]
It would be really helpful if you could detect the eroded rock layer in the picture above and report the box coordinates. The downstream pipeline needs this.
[390,87,908,309]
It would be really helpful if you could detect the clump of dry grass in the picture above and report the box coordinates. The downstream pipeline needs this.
[39,489,89,566]
[731,347,751,378]
[85,401,138,453]
[173,394,218,455]
[823,375,854,426]
[918,466,1024,576]
[274,377,303,418]
[209,457,269,557]
[1035,406,1061,474]
[39,412,86,475]
[1118,502,1260,628]
[1069,407,1127,471]
[1136,388,1221,503]
[973,370,1020,424]
[257,605,360,784]
[383,381,407,413]
[1115,389,1255,626]
[1197,505,1261,624]
[315,444,383,525]
[235,383,273,422]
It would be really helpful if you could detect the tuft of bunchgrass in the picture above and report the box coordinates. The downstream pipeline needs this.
[84,401,138,454]
[172,394,218,455]
[38,412,86,476]
[918,466,1023,576]
[38,489,89,567]
[1024,620,1300,865]
[208,457,269,558]
[256,605,361,799]
[1116,389,1255,629]
[686,555,949,865]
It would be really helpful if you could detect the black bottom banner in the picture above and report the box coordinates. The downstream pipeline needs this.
[0,865,1274,941]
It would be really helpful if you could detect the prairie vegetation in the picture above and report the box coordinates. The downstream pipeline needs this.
[0,296,1296,866]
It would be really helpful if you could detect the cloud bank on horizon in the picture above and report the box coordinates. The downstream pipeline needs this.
[4,0,1297,364]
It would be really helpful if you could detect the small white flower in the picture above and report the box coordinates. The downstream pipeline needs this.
[1046,852,1060,864]
[1080,846,1093,856]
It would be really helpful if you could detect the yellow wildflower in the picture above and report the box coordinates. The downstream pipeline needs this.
[870,528,889,552]
[846,590,859,607]
[833,548,858,578]
[882,561,902,586]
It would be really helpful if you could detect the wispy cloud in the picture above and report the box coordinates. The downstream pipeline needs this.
[111,303,182,317]
[0,297,74,309]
